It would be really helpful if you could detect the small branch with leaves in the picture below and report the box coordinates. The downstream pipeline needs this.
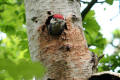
[81,0,105,20]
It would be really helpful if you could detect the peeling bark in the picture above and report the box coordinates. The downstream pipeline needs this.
[24,0,94,80]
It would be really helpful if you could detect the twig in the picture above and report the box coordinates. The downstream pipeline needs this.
[81,0,105,20]
[80,0,105,4]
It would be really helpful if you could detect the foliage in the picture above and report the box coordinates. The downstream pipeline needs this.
[0,0,45,80]
[83,9,120,73]
[106,0,114,5]
[98,29,120,72]
[82,0,120,73]
[0,58,45,80]
[83,10,107,55]
[113,29,120,38]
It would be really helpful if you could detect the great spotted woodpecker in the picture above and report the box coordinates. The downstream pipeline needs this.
[45,13,67,36]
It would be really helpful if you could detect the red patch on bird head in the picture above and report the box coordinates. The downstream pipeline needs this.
[53,14,64,20]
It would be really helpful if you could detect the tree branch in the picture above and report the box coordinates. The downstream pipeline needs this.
[80,0,105,4]
[88,71,120,80]
[81,0,98,20]
[96,1,105,3]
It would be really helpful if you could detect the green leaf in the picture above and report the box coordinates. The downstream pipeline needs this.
[0,58,46,80]
[106,0,114,5]
[113,29,120,38]
[83,10,107,53]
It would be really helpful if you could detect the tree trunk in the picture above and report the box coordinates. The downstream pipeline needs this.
[24,0,93,80]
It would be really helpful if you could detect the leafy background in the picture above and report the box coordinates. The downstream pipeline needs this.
[0,0,120,80]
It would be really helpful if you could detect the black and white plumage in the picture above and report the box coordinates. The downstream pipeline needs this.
[45,14,67,36]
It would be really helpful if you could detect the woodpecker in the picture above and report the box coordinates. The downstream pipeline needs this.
[45,13,67,36]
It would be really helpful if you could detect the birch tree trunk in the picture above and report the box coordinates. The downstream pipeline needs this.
[24,0,94,80]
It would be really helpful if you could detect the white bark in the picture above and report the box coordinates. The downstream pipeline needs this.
[24,0,93,80]
[24,0,82,61]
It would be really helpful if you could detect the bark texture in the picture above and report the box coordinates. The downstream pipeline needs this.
[24,0,93,80]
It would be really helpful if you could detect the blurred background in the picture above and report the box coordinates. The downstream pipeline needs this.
[0,0,120,80]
